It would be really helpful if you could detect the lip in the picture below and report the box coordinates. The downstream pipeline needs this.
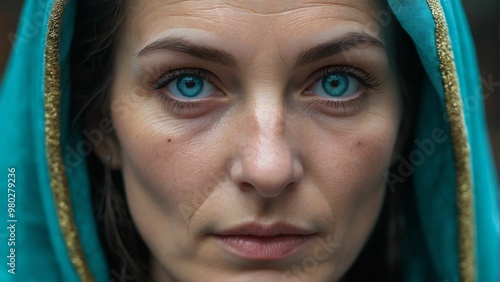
[213,223,315,260]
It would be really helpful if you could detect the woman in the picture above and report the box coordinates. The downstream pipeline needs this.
[0,0,498,281]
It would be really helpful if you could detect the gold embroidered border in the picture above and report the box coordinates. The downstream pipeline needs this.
[426,0,476,281]
[45,0,95,281]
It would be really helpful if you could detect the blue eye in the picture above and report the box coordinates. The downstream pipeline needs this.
[311,73,360,98]
[167,74,215,99]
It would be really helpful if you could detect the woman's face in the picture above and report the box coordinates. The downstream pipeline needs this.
[106,0,401,281]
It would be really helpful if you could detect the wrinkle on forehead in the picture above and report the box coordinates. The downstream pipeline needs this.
[128,0,380,26]
[126,0,383,49]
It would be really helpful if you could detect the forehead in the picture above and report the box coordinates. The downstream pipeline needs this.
[128,0,379,15]
[126,0,384,47]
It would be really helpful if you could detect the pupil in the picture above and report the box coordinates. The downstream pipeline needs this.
[185,81,196,88]
[330,80,340,88]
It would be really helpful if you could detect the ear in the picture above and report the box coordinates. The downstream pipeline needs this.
[84,117,122,170]
[93,136,121,170]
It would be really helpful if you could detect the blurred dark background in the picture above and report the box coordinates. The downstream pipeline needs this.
[0,0,22,80]
[0,0,499,179]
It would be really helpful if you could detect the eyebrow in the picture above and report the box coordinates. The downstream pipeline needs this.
[295,32,385,66]
[136,32,384,68]
[136,37,237,68]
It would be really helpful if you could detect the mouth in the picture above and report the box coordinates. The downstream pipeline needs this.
[212,223,316,260]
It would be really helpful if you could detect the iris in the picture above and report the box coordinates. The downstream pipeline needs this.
[311,72,360,99]
[322,74,349,97]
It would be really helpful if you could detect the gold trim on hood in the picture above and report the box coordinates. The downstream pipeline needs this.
[45,0,94,281]
[426,0,476,281]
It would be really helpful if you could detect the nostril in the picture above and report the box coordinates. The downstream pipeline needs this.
[230,149,303,198]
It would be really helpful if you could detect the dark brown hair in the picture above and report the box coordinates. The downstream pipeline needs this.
[71,0,151,281]
[70,1,423,281]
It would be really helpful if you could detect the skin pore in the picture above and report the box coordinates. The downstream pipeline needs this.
[97,0,402,281]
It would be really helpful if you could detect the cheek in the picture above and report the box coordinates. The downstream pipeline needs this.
[305,111,398,195]
[316,112,398,216]
[119,126,217,222]
[115,118,226,264]
[298,108,399,272]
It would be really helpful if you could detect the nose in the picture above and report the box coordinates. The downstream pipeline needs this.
[230,104,303,198]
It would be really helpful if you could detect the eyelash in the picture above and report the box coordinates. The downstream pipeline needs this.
[318,65,381,89]
[152,65,381,114]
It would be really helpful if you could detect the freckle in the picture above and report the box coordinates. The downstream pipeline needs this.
[357,142,362,146]
[168,139,172,143]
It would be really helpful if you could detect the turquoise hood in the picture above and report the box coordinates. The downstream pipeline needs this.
[0,0,498,281]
